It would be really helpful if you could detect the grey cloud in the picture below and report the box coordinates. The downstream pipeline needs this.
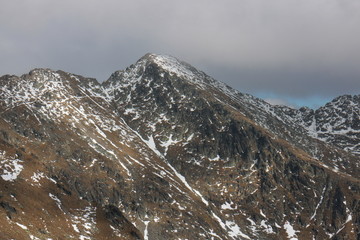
[1,0,360,105]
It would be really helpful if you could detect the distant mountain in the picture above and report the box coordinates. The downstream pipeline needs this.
[272,95,360,156]
[0,54,359,239]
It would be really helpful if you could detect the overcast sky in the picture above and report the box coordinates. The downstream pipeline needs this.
[1,0,360,108]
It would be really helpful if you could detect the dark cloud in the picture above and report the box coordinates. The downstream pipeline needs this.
[1,0,360,107]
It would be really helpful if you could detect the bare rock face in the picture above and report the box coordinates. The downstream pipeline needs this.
[0,54,359,239]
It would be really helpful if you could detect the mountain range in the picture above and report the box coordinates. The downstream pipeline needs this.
[0,53,359,239]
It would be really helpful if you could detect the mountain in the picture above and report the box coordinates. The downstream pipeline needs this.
[0,54,359,239]
[272,95,360,156]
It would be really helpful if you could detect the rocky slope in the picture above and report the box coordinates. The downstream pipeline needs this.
[0,54,359,239]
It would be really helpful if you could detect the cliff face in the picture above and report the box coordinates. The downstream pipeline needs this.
[0,54,359,239]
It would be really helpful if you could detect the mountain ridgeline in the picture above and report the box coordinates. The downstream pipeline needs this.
[0,53,359,239]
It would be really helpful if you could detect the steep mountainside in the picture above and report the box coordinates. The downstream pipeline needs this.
[1,54,360,239]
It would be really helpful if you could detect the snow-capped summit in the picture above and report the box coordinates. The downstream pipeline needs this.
[142,53,203,80]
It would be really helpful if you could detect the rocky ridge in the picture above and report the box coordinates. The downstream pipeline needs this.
[272,95,360,156]
[0,54,359,239]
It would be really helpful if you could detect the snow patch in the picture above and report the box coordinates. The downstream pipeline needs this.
[160,134,180,154]
[49,193,63,212]
[260,220,274,234]
[221,201,236,210]
[15,222,28,230]
[225,220,251,239]
[209,155,220,161]
[284,221,298,240]
[71,206,97,239]
[144,220,150,240]
[31,171,45,183]
[0,153,24,182]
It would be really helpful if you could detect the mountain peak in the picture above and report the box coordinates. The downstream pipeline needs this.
[28,68,56,75]
[139,53,181,64]
[137,53,202,81]
[104,53,211,97]
[106,53,241,98]
[328,94,360,106]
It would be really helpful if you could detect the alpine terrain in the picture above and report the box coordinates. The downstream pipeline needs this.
[0,53,359,239]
